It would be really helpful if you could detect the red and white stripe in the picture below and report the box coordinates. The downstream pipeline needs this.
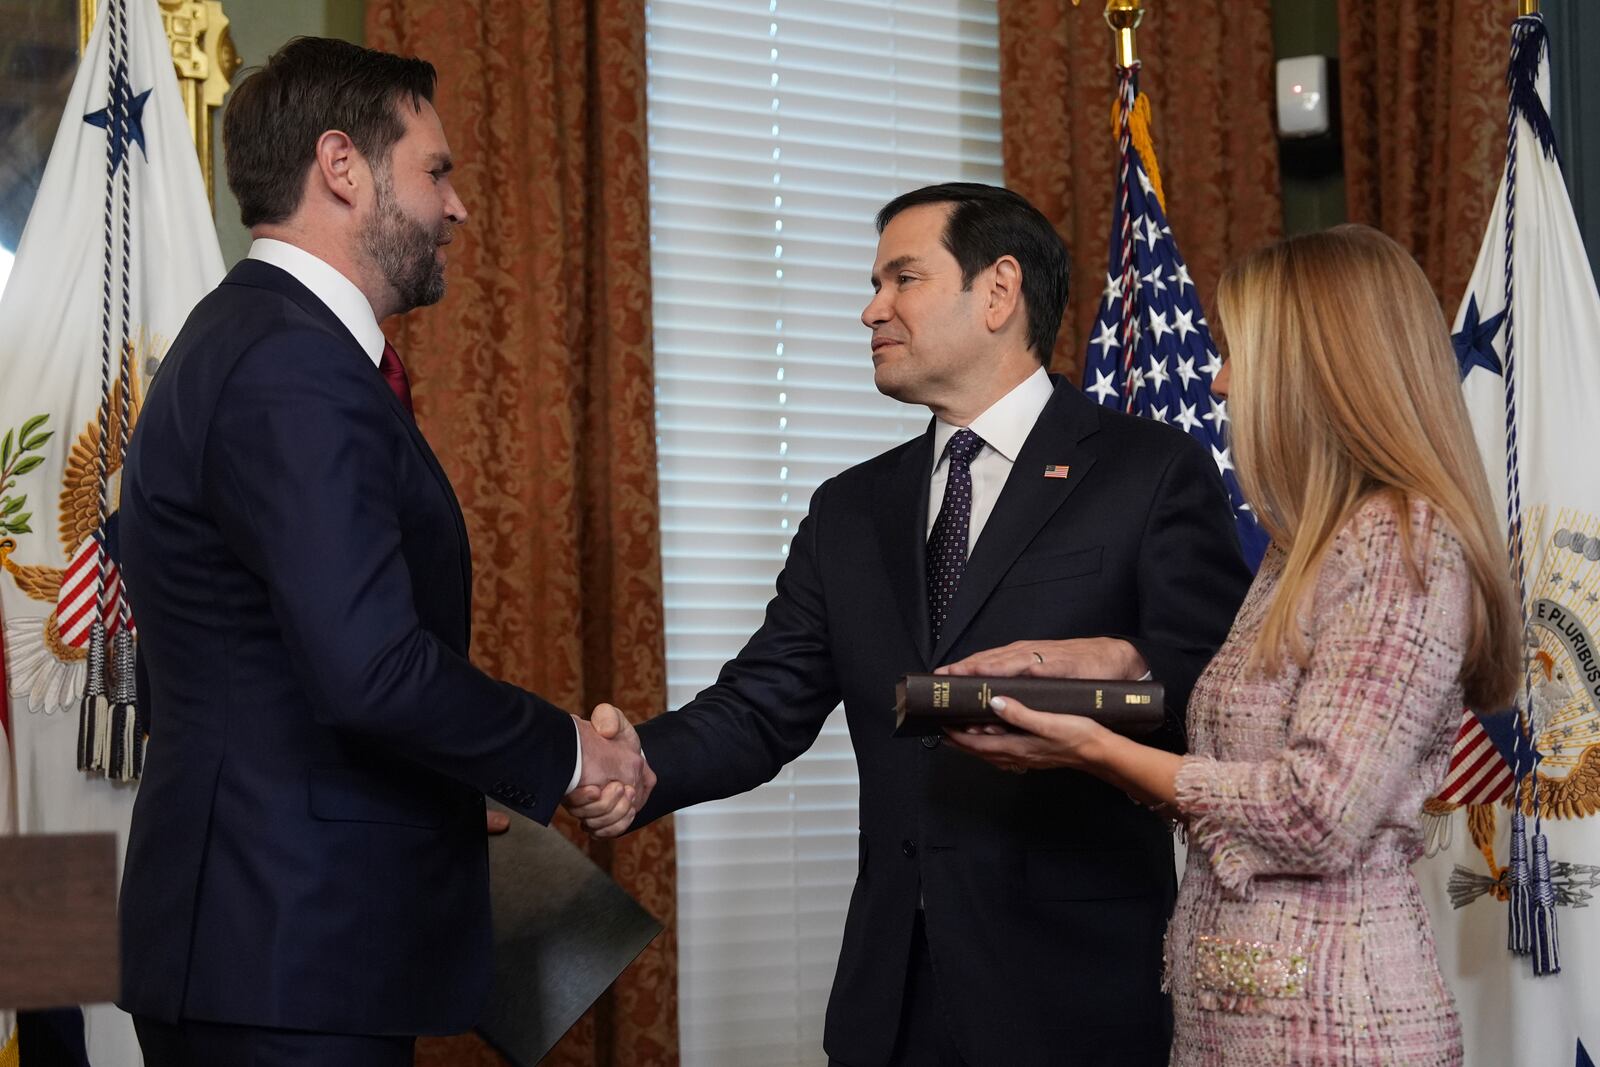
[54,536,132,646]
[1434,707,1516,806]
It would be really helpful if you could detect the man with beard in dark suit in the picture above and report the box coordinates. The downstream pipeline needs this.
[117,37,649,1067]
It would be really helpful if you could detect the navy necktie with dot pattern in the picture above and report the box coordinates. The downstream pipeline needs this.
[926,428,985,646]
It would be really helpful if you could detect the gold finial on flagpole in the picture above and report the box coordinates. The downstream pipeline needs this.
[1072,0,1145,69]
[1105,0,1143,69]
[1519,0,1539,14]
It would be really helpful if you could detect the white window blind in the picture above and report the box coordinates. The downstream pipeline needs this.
[644,2,1002,1063]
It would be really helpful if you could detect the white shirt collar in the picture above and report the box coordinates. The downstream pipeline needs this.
[246,238,386,366]
[931,365,1055,467]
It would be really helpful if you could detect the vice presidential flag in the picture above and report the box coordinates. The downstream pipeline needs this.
[1082,67,1268,569]
[1418,13,1600,1066]
[0,0,223,1062]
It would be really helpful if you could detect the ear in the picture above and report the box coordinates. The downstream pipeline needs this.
[313,129,363,210]
[984,254,1024,336]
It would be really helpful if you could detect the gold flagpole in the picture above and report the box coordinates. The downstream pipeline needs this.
[1519,0,1539,14]
[1072,0,1146,68]
[78,0,239,208]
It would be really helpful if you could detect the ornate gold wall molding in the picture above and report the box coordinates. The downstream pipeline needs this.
[79,0,240,206]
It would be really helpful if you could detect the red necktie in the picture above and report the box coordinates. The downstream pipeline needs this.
[379,341,414,416]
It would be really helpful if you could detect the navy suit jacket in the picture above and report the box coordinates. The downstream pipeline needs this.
[633,378,1253,1067]
[117,259,576,1035]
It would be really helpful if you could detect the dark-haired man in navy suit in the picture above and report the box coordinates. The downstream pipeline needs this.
[570,184,1253,1067]
[117,37,649,1067]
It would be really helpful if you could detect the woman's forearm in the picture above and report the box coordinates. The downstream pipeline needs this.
[1082,729,1184,812]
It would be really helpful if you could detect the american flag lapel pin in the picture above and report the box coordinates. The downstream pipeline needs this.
[1043,464,1070,479]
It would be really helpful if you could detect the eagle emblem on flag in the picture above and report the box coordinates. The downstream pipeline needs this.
[0,366,143,711]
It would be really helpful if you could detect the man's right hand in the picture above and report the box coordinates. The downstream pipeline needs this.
[937,637,1147,682]
[564,704,654,838]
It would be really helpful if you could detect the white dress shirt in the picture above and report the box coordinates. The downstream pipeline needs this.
[927,365,1151,679]
[926,365,1055,550]
[247,239,585,794]
[248,239,386,366]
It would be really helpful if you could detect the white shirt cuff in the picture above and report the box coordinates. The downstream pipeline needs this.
[566,718,584,794]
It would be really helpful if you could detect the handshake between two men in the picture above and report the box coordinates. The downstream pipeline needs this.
[562,704,653,837]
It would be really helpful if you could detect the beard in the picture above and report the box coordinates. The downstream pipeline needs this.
[361,169,448,313]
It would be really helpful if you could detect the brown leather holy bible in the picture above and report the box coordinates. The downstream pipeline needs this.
[893,674,1165,737]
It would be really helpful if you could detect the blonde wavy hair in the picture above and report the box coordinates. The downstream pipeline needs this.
[1215,224,1520,712]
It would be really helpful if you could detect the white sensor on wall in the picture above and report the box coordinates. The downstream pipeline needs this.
[1276,55,1330,139]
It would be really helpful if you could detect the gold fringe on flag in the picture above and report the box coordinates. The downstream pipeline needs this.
[1112,92,1166,216]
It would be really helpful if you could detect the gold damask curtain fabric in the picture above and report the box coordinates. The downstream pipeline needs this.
[365,3,677,1066]
[999,0,1283,382]
[1338,0,1507,311]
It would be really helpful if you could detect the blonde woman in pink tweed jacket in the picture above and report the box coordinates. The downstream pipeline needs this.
[946,225,1522,1065]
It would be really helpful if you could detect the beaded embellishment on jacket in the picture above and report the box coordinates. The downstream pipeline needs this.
[1193,935,1309,1009]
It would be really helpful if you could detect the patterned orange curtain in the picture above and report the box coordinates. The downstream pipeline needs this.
[364,3,677,1065]
[999,0,1283,383]
[1338,0,1507,312]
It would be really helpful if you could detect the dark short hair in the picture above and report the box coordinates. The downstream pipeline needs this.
[876,183,1070,365]
[223,37,437,228]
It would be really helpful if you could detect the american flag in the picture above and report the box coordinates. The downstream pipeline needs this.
[1082,68,1268,569]
[1434,707,1518,807]
[54,529,132,647]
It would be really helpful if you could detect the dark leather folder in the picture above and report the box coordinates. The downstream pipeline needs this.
[476,805,663,1065]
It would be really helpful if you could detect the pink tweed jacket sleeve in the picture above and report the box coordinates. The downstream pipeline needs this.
[1173,498,1471,899]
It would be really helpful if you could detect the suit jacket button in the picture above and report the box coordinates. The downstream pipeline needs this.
[921,735,940,749]
[901,839,917,858]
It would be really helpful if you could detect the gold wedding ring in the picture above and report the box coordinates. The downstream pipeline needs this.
[1031,651,1044,665]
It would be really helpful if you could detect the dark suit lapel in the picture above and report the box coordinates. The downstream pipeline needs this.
[226,260,475,636]
[929,379,1100,665]
[408,419,473,639]
[369,369,474,640]
[874,421,937,668]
